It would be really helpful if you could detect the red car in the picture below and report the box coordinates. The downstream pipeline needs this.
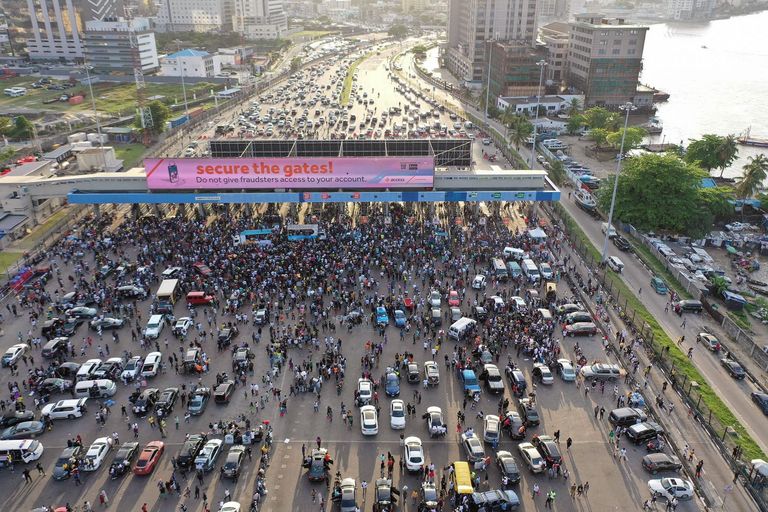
[133,441,165,475]
[193,262,212,277]
[448,290,461,307]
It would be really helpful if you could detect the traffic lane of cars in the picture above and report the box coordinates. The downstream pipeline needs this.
[559,198,768,453]
[263,309,685,511]
[0,298,271,509]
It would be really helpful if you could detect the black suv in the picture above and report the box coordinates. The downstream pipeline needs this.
[626,421,664,444]
[176,433,207,470]
[612,235,632,251]
[132,388,159,416]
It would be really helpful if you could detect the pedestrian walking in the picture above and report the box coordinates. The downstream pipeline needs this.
[566,437,573,450]
[99,489,109,507]
[36,462,45,475]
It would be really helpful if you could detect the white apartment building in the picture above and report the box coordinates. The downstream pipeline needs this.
[84,17,159,74]
[446,0,539,86]
[160,49,221,78]
[540,22,569,82]
[666,0,715,20]
[156,0,234,32]
[25,0,84,61]
[233,0,288,39]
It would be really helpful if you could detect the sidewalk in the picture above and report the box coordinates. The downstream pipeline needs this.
[545,205,756,511]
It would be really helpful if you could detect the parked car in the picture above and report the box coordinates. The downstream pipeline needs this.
[194,439,223,472]
[651,277,668,294]
[721,358,746,379]
[565,322,597,336]
[384,371,401,397]
[556,359,576,381]
[495,450,521,485]
[0,410,35,428]
[360,405,379,435]
[83,437,113,471]
[1,420,45,440]
[53,445,85,480]
[109,441,139,478]
[532,363,554,384]
[134,440,164,475]
[304,447,332,482]
[580,363,621,381]
[155,387,179,417]
[518,442,545,473]
[751,392,768,415]
[626,422,664,445]
[121,356,143,382]
[132,388,159,416]
[1,343,28,367]
[460,432,485,463]
[403,436,425,472]
[612,235,632,251]
[89,317,124,330]
[642,453,682,474]
[214,381,235,404]
[647,478,694,500]
[176,433,207,470]
[390,399,406,430]
[518,398,539,426]
[696,333,721,352]
[187,387,211,415]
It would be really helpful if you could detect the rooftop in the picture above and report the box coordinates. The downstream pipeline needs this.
[0,214,29,233]
[166,49,210,59]
[2,160,51,178]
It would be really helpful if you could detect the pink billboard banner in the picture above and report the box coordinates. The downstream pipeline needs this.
[145,157,435,190]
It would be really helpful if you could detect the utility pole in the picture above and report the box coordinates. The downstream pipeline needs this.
[601,102,636,262]
[528,60,547,168]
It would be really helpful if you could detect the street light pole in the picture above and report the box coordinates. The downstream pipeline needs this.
[484,35,495,122]
[528,59,547,168]
[175,41,190,119]
[601,101,637,262]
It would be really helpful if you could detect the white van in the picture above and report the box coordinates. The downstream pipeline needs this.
[503,247,525,261]
[0,439,44,465]
[4,87,27,97]
[76,359,102,382]
[74,379,117,399]
[601,223,617,238]
[521,259,540,283]
[448,317,477,340]
[607,256,624,273]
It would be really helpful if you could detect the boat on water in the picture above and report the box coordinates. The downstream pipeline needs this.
[573,189,597,211]
[738,127,768,148]
[643,117,663,134]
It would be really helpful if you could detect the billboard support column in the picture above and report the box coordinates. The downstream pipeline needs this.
[92,204,101,220]
[197,203,205,217]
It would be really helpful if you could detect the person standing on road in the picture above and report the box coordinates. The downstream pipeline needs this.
[361,480,368,500]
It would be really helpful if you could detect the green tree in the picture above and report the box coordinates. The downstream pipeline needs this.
[606,127,647,151]
[411,44,428,56]
[685,134,739,176]
[388,24,409,39]
[568,98,581,115]
[595,153,709,236]
[709,275,731,298]
[0,116,12,136]
[734,154,768,200]
[9,116,34,139]
[582,107,617,130]
[0,146,16,163]
[506,115,533,151]
[565,115,584,135]
[698,186,735,223]
[136,101,172,136]
[587,128,609,148]
[290,57,302,72]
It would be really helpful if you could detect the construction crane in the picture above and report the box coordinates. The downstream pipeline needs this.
[124,5,153,145]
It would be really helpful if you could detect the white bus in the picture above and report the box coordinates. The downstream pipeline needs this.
[286,224,326,241]
[3,87,27,97]
[0,439,44,466]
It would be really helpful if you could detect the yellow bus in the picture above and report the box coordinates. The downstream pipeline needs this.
[451,461,474,496]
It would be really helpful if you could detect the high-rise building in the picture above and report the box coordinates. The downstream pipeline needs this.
[445,0,539,86]
[538,0,569,20]
[156,0,233,32]
[401,0,427,13]
[566,14,648,107]
[233,0,288,39]
[539,22,569,82]
[77,0,124,21]
[487,41,548,100]
[84,17,159,74]
[25,0,84,61]
[666,0,715,20]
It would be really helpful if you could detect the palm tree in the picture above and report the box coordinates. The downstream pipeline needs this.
[507,115,533,151]
[716,134,739,177]
[500,106,518,141]
[734,154,768,200]
[568,98,581,116]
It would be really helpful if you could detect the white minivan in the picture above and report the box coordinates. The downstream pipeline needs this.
[74,379,117,399]
[144,314,164,339]
[448,317,477,340]
[607,256,625,273]
[521,259,540,283]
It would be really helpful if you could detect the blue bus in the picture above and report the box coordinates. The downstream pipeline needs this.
[286,224,325,241]
[239,228,274,246]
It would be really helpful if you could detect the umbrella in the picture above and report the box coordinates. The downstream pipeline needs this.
[726,245,737,255]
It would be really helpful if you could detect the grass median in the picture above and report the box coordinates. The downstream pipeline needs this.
[340,52,373,106]
[553,202,766,461]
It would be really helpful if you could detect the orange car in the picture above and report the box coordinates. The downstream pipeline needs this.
[133,440,164,475]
